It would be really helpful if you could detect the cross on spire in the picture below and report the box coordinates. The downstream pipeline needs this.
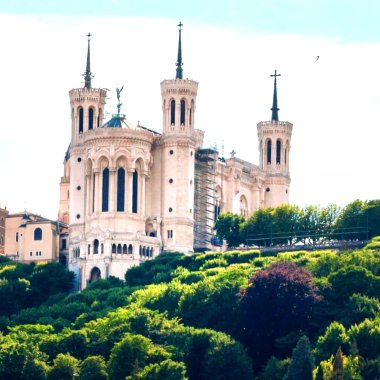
[270,70,281,121]
[176,21,183,79]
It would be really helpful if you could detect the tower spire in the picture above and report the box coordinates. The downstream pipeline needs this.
[176,22,183,79]
[83,32,93,89]
[270,70,281,121]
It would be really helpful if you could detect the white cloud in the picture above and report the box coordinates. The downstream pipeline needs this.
[0,14,379,219]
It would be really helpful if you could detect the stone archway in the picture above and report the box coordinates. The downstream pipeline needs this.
[90,267,101,283]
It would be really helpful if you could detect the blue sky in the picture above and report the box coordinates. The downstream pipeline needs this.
[3,0,380,41]
[0,1,379,219]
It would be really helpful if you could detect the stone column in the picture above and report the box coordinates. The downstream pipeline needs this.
[85,172,91,216]
[141,173,146,216]
[127,169,133,213]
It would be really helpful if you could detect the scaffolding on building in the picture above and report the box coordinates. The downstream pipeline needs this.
[194,148,218,251]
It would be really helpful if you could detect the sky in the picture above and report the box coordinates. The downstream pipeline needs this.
[0,0,379,220]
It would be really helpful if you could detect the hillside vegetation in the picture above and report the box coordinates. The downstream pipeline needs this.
[1,237,380,379]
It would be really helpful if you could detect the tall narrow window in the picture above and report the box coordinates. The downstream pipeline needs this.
[267,139,272,164]
[79,108,84,134]
[180,99,186,125]
[189,108,192,126]
[102,168,109,212]
[93,239,99,254]
[88,108,94,130]
[285,149,287,165]
[276,140,281,164]
[34,228,42,241]
[132,170,138,213]
[117,168,125,212]
[16,232,19,242]
[170,100,175,125]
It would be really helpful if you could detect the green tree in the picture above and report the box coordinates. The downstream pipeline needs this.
[47,353,79,380]
[127,359,187,380]
[79,356,108,380]
[328,266,375,303]
[108,334,170,380]
[242,208,274,247]
[334,200,367,240]
[284,336,314,380]
[260,357,290,380]
[214,212,245,247]
[315,322,350,362]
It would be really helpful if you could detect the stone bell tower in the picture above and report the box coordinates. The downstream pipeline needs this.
[68,34,107,231]
[257,70,292,208]
[160,23,199,252]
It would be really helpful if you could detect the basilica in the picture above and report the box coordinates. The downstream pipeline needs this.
[57,24,293,289]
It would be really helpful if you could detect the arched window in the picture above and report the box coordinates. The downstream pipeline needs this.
[117,244,122,254]
[132,170,138,214]
[34,228,42,241]
[267,139,272,164]
[117,168,125,212]
[180,99,186,125]
[93,239,99,254]
[123,244,127,254]
[79,108,84,134]
[112,244,116,254]
[102,168,109,212]
[170,99,175,125]
[88,108,94,130]
[128,244,133,254]
[90,267,101,283]
[276,140,281,164]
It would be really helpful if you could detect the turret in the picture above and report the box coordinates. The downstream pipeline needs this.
[159,23,198,252]
[257,70,292,207]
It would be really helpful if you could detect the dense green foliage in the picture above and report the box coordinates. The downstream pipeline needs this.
[1,229,380,378]
[215,199,380,247]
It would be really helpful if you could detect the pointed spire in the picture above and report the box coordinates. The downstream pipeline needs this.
[176,22,183,79]
[270,70,281,121]
[83,32,93,89]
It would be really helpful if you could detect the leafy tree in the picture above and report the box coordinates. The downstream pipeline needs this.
[79,356,108,380]
[47,353,79,380]
[327,266,375,303]
[239,262,320,368]
[334,200,367,240]
[214,212,245,248]
[315,322,350,362]
[0,340,48,380]
[241,208,274,247]
[341,293,380,326]
[284,336,314,380]
[260,356,290,380]
[108,333,170,380]
[29,263,74,305]
[127,359,187,380]
[201,333,253,380]
[348,318,380,359]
